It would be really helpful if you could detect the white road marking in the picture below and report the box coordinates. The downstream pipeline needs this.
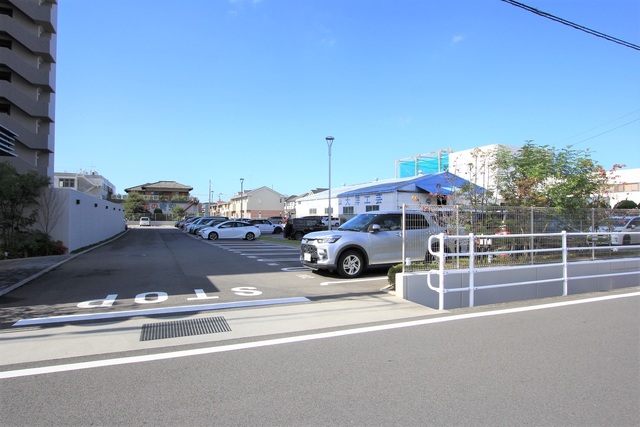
[320,277,387,286]
[2,292,637,379]
[12,297,311,327]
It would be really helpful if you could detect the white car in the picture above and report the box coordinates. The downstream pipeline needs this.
[248,219,283,234]
[139,217,150,226]
[197,220,261,241]
[591,216,640,246]
[321,217,341,227]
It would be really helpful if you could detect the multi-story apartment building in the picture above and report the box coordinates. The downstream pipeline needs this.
[0,0,57,177]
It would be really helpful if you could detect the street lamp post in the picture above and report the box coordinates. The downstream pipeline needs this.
[240,178,244,219]
[326,136,334,230]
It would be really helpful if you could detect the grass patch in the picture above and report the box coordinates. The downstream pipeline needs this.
[259,235,301,247]
[70,231,127,254]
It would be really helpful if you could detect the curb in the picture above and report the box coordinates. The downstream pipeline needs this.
[0,230,129,297]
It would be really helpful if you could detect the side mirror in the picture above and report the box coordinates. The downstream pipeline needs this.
[368,224,381,233]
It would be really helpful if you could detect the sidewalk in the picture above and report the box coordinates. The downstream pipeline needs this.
[0,254,75,297]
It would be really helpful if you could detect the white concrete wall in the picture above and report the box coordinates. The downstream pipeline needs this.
[44,188,126,253]
[396,259,640,310]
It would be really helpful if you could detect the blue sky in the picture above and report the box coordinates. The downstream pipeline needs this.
[54,0,640,202]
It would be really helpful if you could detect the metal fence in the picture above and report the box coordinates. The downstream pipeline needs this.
[400,204,640,272]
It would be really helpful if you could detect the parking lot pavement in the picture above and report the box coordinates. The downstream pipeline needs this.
[0,255,74,297]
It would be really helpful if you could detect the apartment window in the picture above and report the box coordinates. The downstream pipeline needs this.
[309,208,317,215]
[0,39,12,49]
[0,103,9,115]
[0,7,13,17]
[0,71,10,82]
[59,178,75,188]
[365,205,380,212]
[343,206,354,215]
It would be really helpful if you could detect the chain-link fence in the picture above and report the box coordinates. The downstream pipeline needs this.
[401,204,640,272]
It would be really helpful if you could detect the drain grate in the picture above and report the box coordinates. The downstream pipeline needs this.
[140,316,231,341]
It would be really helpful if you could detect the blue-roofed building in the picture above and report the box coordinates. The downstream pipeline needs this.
[294,171,483,220]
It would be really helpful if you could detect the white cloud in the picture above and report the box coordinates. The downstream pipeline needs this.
[452,35,465,44]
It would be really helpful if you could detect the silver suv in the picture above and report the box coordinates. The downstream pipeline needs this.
[300,210,444,278]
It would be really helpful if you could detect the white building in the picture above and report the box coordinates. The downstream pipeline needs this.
[54,171,116,200]
[448,144,521,205]
[608,168,640,207]
[294,172,478,220]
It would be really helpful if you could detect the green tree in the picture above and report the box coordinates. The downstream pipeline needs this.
[0,162,51,254]
[492,142,604,214]
[546,146,602,214]
[123,193,147,218]
[171,205,186,219]
[493,142,554,207]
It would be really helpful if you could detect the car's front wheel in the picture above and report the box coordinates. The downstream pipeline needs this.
[337,250,364,278]
[208,232,219,240]
[245,232,256,241]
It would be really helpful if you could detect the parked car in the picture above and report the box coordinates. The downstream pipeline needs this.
[139,217,150,226]
[248,219,283,234]
[300,210,445,278]
[184,216,228,234]
[174,216,195,228]
[589,216,640,246]
[189,218,227,235]
[267,216,285,225]
[177,216,200,230]
[321,216,341,227]
[289,217,327,240]
[197,220,261,241]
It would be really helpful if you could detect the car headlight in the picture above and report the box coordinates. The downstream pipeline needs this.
[317,235,341,244]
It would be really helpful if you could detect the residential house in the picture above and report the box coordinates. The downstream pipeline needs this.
[220,186,287,219]
[124,181,198,215]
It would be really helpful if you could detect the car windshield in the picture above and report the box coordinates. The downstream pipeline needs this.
[598,217,628,229]
[338,213,380,231]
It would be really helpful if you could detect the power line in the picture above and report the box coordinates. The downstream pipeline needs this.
[500,0,640,51]
[568,117,640,147]
[556,108,640,144]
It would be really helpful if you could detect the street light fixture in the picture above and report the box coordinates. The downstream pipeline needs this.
[240,178,244,219]
[326,136,334,230]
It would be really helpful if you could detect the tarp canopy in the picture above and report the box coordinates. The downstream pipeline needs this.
[414,172,476,195]
[337,171,483,197]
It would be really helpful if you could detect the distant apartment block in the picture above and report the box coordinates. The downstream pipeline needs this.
[0,0,57,177]
[54,170,116,200]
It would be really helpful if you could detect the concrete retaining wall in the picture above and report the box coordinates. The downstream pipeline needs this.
[396,259,640,310]
[45,188,126,253]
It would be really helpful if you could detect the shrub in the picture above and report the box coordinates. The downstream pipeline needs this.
[614,200,638,209]
[387,264,403,287]
[7,230,67,258]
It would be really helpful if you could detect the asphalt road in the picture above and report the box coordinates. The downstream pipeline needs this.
[0,227,638,426]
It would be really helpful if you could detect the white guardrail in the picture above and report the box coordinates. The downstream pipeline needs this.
[424,231,640,310]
